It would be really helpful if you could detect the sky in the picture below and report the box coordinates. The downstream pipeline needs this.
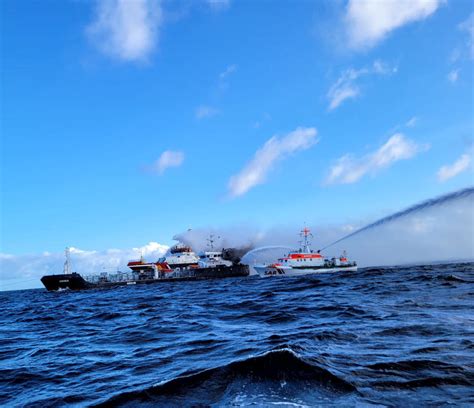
[1,0,473,289]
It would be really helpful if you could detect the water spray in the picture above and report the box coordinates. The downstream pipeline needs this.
[241,245,294,262]
[319,187,474,252]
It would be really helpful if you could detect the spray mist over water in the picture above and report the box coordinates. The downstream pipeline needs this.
[321,187,474,251]
[242,246,294,258]
[240,246,293,265]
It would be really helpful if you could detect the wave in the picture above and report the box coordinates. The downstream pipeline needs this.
[364,359,473,389]
[367,359,466,373]
[94,349,356,407]
[373,376,472,389]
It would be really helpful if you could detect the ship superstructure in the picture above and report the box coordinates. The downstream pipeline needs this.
[161,243,200,270]
[197,234,232,268]
[254,227,357,277]
[126,242,200,279]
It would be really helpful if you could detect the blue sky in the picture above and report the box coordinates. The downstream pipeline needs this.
[1,0,473,262]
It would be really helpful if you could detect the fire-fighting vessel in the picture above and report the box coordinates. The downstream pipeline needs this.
[253,227,357,277]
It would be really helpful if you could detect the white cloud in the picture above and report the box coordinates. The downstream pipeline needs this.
[325,133,428,185]
[207,0,231,11]
[406,116,418,127]
[327,60,396,110]
[327,75,360,110]
[195,105,219,119]
[0,243,169,290]
[218,64,238,92]
[253,113,272,129]
[228,127,318,197]
[447,69,459,83]
[437,153,472,182]
[86,0,162,62]
[132,241,169,255]
[459,12,474,59]
[196,65,236,119]
[150,150,185,174]
[372,59,398,75]
[219,64,237,80]
[344,0,443,50]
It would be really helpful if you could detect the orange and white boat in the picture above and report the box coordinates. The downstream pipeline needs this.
[254,227,357,277]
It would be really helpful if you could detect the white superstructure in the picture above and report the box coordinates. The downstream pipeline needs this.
[197,234,232,268]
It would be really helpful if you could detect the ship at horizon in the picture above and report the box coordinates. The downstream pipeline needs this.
[40,235,249,291]
[254,227,357,277]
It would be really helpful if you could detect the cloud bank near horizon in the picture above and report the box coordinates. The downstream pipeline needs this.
[1,243,169,291]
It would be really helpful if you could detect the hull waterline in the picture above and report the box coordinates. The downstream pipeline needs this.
[254,265,357,277]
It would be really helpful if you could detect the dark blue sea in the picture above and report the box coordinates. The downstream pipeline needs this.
[1,263,473,407]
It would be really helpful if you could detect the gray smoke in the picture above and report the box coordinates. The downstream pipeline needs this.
[173,226,263,253]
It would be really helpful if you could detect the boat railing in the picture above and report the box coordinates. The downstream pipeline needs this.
[84,272,136,283]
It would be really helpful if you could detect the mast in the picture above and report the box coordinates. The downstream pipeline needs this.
[299,227,313,253]
[63,247,72,275]
[206,234,220,251]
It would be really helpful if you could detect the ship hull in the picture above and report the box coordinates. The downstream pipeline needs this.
[40,273,94,291]
[176,264,249,279]
[254,265,357,278]
[40,265,250,291]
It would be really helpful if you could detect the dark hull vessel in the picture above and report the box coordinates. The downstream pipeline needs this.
[41,273,94,291]
[41,265,250,292]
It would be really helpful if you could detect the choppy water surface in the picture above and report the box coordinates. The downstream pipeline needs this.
[1,263,473,407]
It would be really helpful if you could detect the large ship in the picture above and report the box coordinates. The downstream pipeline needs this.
[40,238,249,291]
[253,227,357,277]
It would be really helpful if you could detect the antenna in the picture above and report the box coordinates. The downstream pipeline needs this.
[207,234,220,251]
[63,247,72,275]
[299,226,313,253]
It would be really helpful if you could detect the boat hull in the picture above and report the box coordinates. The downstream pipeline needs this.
[254,265,357,278]
[173,264,249,279]
[40,265,250,291]
[41,273,94,291]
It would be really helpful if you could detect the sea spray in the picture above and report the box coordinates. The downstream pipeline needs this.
[320,187,474,252]
[241,246,294,270]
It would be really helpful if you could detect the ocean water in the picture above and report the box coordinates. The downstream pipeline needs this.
[1,263,473,407]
